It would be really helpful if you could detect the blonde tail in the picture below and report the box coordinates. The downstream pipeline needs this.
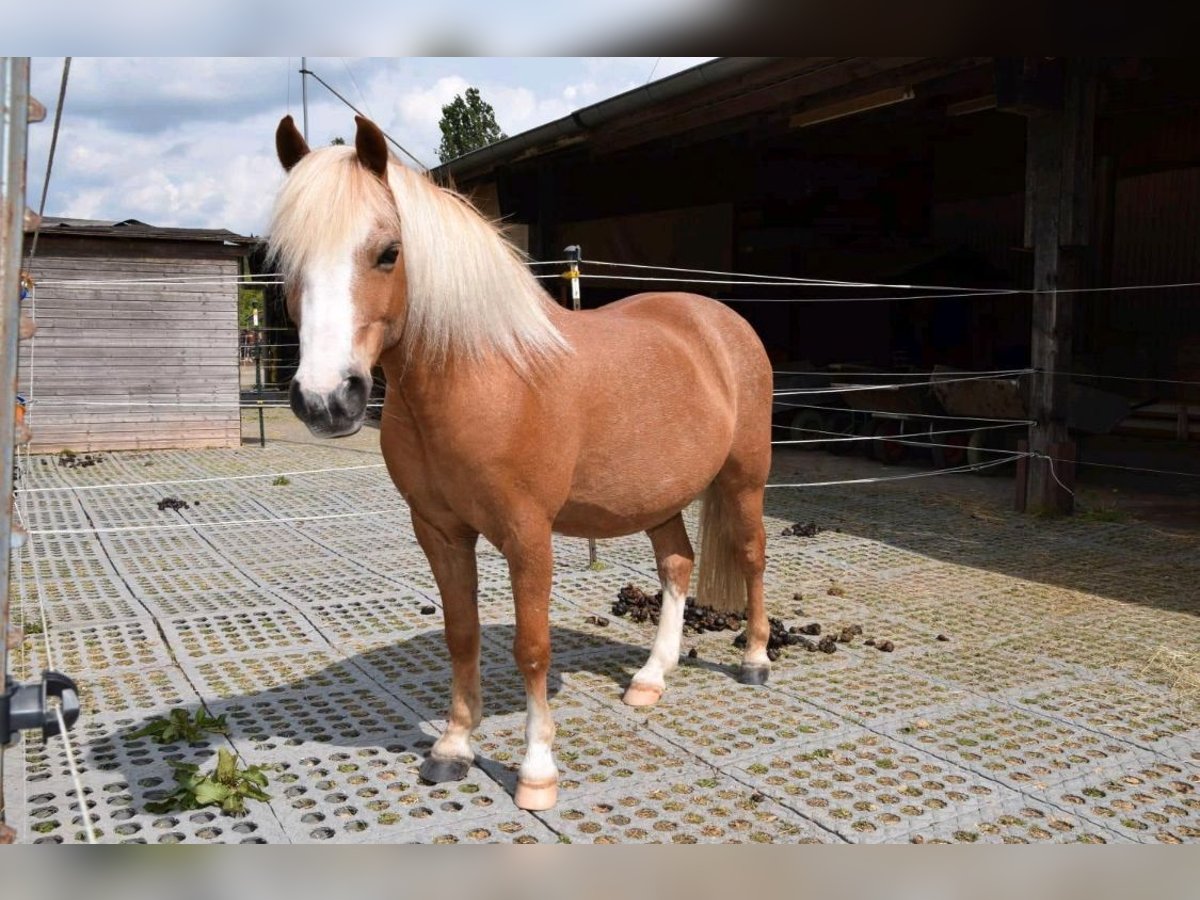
[695,484,746,614]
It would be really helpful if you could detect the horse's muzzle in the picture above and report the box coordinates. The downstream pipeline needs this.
[289,374,369,438]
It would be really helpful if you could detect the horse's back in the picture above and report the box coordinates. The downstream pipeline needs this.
[576,291,772,410]
[548,292,772,537]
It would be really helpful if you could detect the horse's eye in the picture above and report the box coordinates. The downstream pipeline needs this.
[377,245,399,268]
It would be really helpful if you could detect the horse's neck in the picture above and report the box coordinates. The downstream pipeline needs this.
[378,350,489,423]
[379,300,568,420]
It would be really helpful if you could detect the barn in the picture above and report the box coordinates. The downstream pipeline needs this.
[19,217,256,452]
[436,57,1200,512]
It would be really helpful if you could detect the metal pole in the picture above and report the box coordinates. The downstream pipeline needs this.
[251,308,265,448]
[300,57,309,143]
[562,245,599,568]
[255,334,265,449]
[0,56,31,842]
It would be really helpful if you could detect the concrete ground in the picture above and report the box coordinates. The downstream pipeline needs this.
[3,408,1198,843]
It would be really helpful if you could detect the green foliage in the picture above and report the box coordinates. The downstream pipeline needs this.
[146,749,271,817]
[129,707,228,744]
[271,475,291,486]
[20,618,44,637]
[238,285,264,330]
[436,87,507,163]
[330,136,346,145]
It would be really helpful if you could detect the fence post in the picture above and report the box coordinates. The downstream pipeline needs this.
[561,246,599,569]
[252,309,265,448]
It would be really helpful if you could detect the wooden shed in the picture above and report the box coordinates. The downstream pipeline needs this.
[18,218,256,452]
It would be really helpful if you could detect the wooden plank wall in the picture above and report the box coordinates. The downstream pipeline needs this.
[17,247,242,452]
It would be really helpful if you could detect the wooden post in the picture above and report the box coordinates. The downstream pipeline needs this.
[1011,58,1096,516]
[560,246,598,568]
[1014,439,1029,512]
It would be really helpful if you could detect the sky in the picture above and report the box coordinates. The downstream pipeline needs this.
[25,57,713,237]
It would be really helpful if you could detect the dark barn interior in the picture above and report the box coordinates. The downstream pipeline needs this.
[450,59,1200,405]
[254,58,1200,515]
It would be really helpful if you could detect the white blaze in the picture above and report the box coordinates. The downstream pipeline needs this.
[295,258,356,395]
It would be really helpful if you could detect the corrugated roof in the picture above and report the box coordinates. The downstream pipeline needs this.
[32,216,256,245]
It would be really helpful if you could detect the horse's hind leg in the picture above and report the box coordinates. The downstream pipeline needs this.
[624,514,694,708]
[411,514,482,784]
[724,481,770,685]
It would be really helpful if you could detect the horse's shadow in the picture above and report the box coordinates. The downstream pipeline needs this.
[96,625,733,815]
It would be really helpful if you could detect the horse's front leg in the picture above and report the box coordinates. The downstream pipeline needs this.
[412,513,482,784]
[503,522,558,811]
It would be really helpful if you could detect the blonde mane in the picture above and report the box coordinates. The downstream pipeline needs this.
[268,147,569,369]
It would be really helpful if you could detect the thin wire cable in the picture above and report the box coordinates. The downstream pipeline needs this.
[19,463,388,494]
[773,370,1030,396]
[14,460,96,844]
[766,452,1027,488]
[16,540,30,845]
[775,368,990,378]
[29,399,384,409]
[718,290,1022,303]
[25,57,70,264]
[300,66,428,171]
[53,705,96,844]
[1051,455,1200,480]
[774,421,1026,447]
[340,58,373,120]
[13,503,55,670]
[580,258,1200,297]
[41,279,284,288]
[41,274,282,285]
[645,58,662,84]
[580,258,1010,292]
[579,272,1014,293]
[776,432,1017,456]
[26,284,37,431]
[1038,370,1200,388]
[1037,452,1076,499]
[29,506,404,537]
[775,401,1035,425]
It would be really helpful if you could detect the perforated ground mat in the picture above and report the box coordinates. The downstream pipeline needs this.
[5,439,1200,843]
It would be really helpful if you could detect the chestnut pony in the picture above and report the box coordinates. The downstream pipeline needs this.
[269,116,772,810]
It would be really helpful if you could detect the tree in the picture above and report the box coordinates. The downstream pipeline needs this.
[436,87,507,163]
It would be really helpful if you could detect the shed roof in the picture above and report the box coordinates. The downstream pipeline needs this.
[433,57,989,183]
[31,216,256,247]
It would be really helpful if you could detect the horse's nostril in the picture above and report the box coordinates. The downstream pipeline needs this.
[344,375,367,397]
[335,374,369,419]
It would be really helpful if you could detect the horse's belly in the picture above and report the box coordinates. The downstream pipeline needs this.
[552,452,720,538]
[552,494,695,539]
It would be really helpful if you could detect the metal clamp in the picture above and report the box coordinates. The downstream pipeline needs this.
[1,671,80,745]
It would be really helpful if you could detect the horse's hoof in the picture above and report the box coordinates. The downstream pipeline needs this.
[738,664,770,686]
[514,778,558,811]
[419,755,471,784]
[622,682,663,707]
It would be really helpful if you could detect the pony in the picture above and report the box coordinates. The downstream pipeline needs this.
[268,115,773,811]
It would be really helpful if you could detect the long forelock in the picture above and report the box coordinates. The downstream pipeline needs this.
[267,147,399,285]
[268,147,569,371]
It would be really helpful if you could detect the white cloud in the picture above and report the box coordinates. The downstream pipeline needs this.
[24,57,716,234]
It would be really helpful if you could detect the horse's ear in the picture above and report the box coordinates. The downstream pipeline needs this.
[276,115,310,172]
[355,115,389,183]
